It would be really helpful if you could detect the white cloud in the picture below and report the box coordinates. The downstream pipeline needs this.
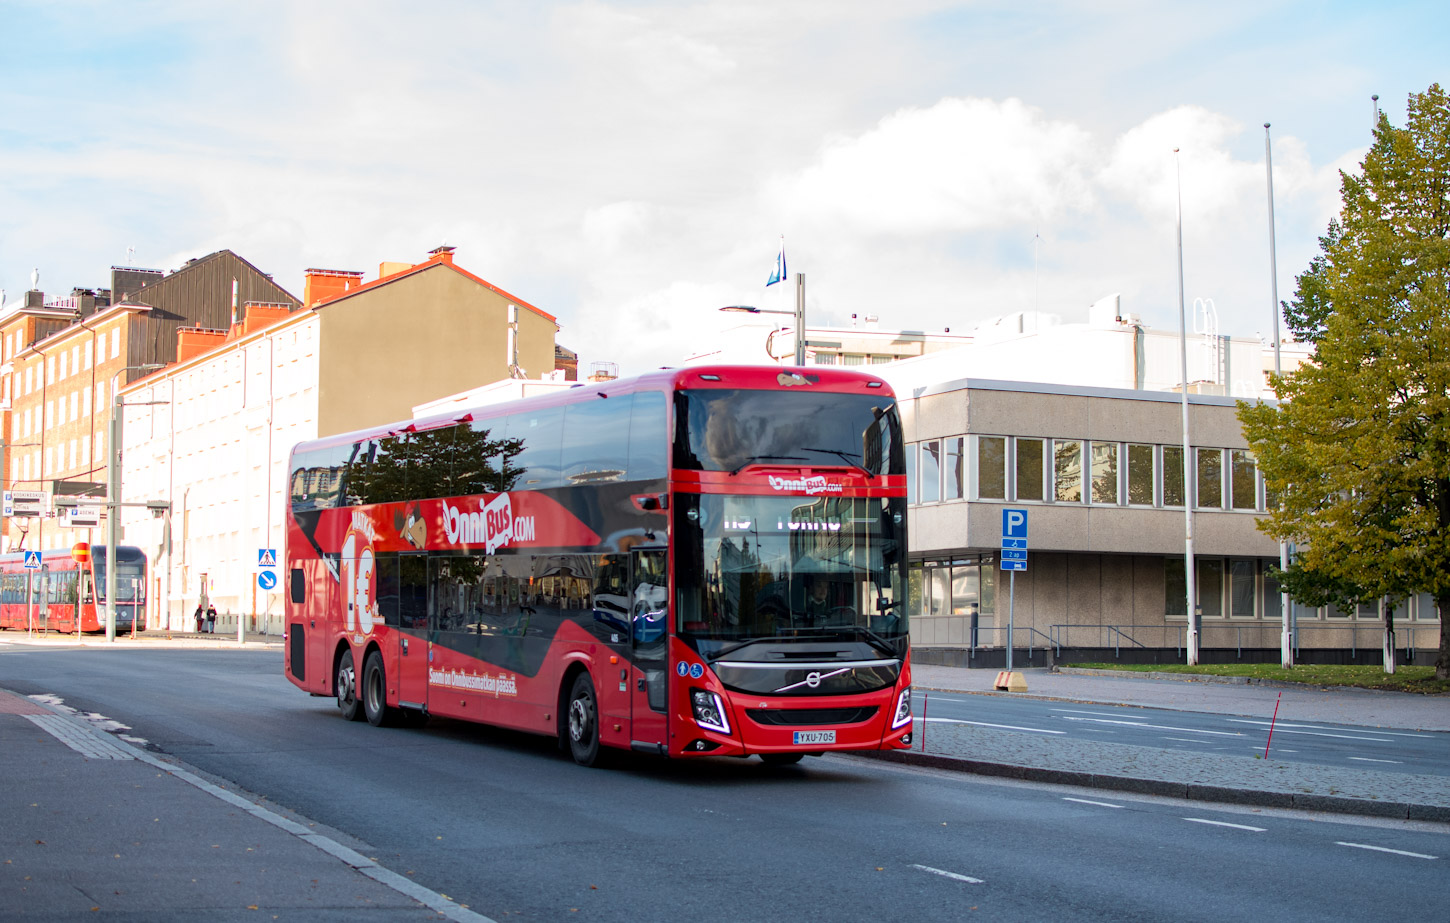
[778,97,1097,235]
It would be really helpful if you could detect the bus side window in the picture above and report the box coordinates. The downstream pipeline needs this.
[628,392,667,481]
[563,395,632,484]
[290,568,306,604]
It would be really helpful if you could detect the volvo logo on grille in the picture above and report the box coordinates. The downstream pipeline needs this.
[775,667,850,694]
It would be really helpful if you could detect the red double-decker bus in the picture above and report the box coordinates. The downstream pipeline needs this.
[284,366,911,766]
[0,545,148,634]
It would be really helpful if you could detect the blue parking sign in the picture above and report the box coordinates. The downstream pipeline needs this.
[1001,508,1029,541]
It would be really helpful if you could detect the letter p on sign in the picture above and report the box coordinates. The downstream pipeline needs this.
[1002,508,1028,540]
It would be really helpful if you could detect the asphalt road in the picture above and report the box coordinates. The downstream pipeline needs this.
[916,690,1450,776]
[2,645,1446,922]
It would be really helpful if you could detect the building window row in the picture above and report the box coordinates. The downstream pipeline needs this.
[907,435,1265,512]
[1165,556,1440,623]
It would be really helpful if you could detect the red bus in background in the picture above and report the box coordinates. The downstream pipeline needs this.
[284,366,911,766]
[0,545,148,634]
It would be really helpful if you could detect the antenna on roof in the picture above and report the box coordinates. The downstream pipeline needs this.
[127,246,134,266]
[30,268,39,291]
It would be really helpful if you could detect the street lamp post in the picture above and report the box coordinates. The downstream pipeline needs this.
[1174,149,1199,665]
[720,272,807,366]
[105,363,164,642]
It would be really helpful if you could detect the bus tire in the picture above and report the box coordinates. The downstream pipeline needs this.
[761,753,804,766]
[362,650,396,728]
[565,671,604,767]
[336,649,363,722]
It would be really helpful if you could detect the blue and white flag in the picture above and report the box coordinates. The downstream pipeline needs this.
[766,238,787,287]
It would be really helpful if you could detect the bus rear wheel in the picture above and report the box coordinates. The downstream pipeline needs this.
[336,650,363,722]
[565,672,604,767]
[363,650,396,728]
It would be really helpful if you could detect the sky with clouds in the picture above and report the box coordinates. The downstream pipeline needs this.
[1,0,1444,377]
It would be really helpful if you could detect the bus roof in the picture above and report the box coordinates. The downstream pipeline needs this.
[292,365,898,456]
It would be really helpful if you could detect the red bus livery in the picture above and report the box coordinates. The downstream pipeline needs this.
[0,545,148,634]
[284,366,911,766]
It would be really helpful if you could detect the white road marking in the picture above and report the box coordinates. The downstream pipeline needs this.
[1336,842,1438,860]
[1061,716,1242,737]
[1184,818,1266,832]
[912,864,985,884]
[1063,797,1123,809]
[1053,708,1136,719]
[1164,737,1210,744]
[1229,719,1432,739]
[922,717,1064,734]
[1347,756,1403,764]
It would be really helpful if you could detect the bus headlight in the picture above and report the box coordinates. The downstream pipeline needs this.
[690,689,730,734]
[891,687,912,729]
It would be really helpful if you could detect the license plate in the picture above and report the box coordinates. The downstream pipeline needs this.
[792,730,836,745]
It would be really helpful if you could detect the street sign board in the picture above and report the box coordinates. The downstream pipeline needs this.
[1001,537,1027,550]
[1000,548,1028,562]
[1000,558,1027,571]
[4,491,50,518]
[258,548,278,568]
[61,505,103,529]
[257,570,278,591]
[23,551,41,569]
[1001,508,1029,541]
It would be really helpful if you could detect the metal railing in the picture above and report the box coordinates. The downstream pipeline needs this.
[1043,620,1437,660]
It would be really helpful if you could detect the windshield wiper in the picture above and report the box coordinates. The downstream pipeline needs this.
[729,455,808,476]
[707,635,804,661]
[801,447,873,478]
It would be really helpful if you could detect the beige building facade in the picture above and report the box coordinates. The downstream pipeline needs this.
[120,247,560,630]
[899,378,1442,666]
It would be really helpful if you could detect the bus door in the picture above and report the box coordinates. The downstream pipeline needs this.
[394,554,430,709]
[629,548,669,749]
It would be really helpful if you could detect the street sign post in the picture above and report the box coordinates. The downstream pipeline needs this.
[1000,508,1029,672]
[4,491,50,518]
[257,570,277,591]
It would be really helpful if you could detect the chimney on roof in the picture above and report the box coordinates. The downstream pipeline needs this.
[428,245,456,265]
[303,268,365,307]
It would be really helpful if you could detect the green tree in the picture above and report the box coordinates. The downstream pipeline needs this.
[1239,84,1450,679]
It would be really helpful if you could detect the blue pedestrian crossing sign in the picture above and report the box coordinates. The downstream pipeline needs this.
[257,570,278,591]
[258,548,278,568]
[23,551,41,569]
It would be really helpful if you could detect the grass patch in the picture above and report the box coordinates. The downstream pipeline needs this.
[1065,662,1450,695]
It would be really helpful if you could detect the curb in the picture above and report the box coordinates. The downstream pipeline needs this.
[852,749,1450,824]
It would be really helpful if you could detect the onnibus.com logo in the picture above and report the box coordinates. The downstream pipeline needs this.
[441,494,536,553]
[767,475,842,495]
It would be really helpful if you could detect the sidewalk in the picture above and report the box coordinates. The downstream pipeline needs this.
[860,664,1450,823]
[0,685,482,921]
[0,627,284,649]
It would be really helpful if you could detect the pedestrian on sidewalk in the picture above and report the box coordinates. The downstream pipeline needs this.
[205,604,217,634]
[194,603,205,633]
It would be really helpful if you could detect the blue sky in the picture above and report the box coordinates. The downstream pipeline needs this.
[1,0,1444,374]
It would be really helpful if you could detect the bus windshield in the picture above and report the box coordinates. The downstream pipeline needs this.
[673,388,902,475]
[674,494,908,657]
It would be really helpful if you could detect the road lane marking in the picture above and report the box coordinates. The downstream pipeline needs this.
[1063,798,1123,809]
[1061,717,1242,737]
[912,864,985,884]
[1347,757,1403,764]
[1184,818,1266,832]
[1164,737,1211,744]
[1228,719,1433,739]
[1053,709,1138,718]
[1336,842,1438,860]
[922,717,1065,734]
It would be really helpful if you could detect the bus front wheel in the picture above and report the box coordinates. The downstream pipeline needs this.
[566,672,604,767]
[336,650,363,722]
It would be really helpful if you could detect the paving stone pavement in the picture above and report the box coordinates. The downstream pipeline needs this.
[860,665,1450,822]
